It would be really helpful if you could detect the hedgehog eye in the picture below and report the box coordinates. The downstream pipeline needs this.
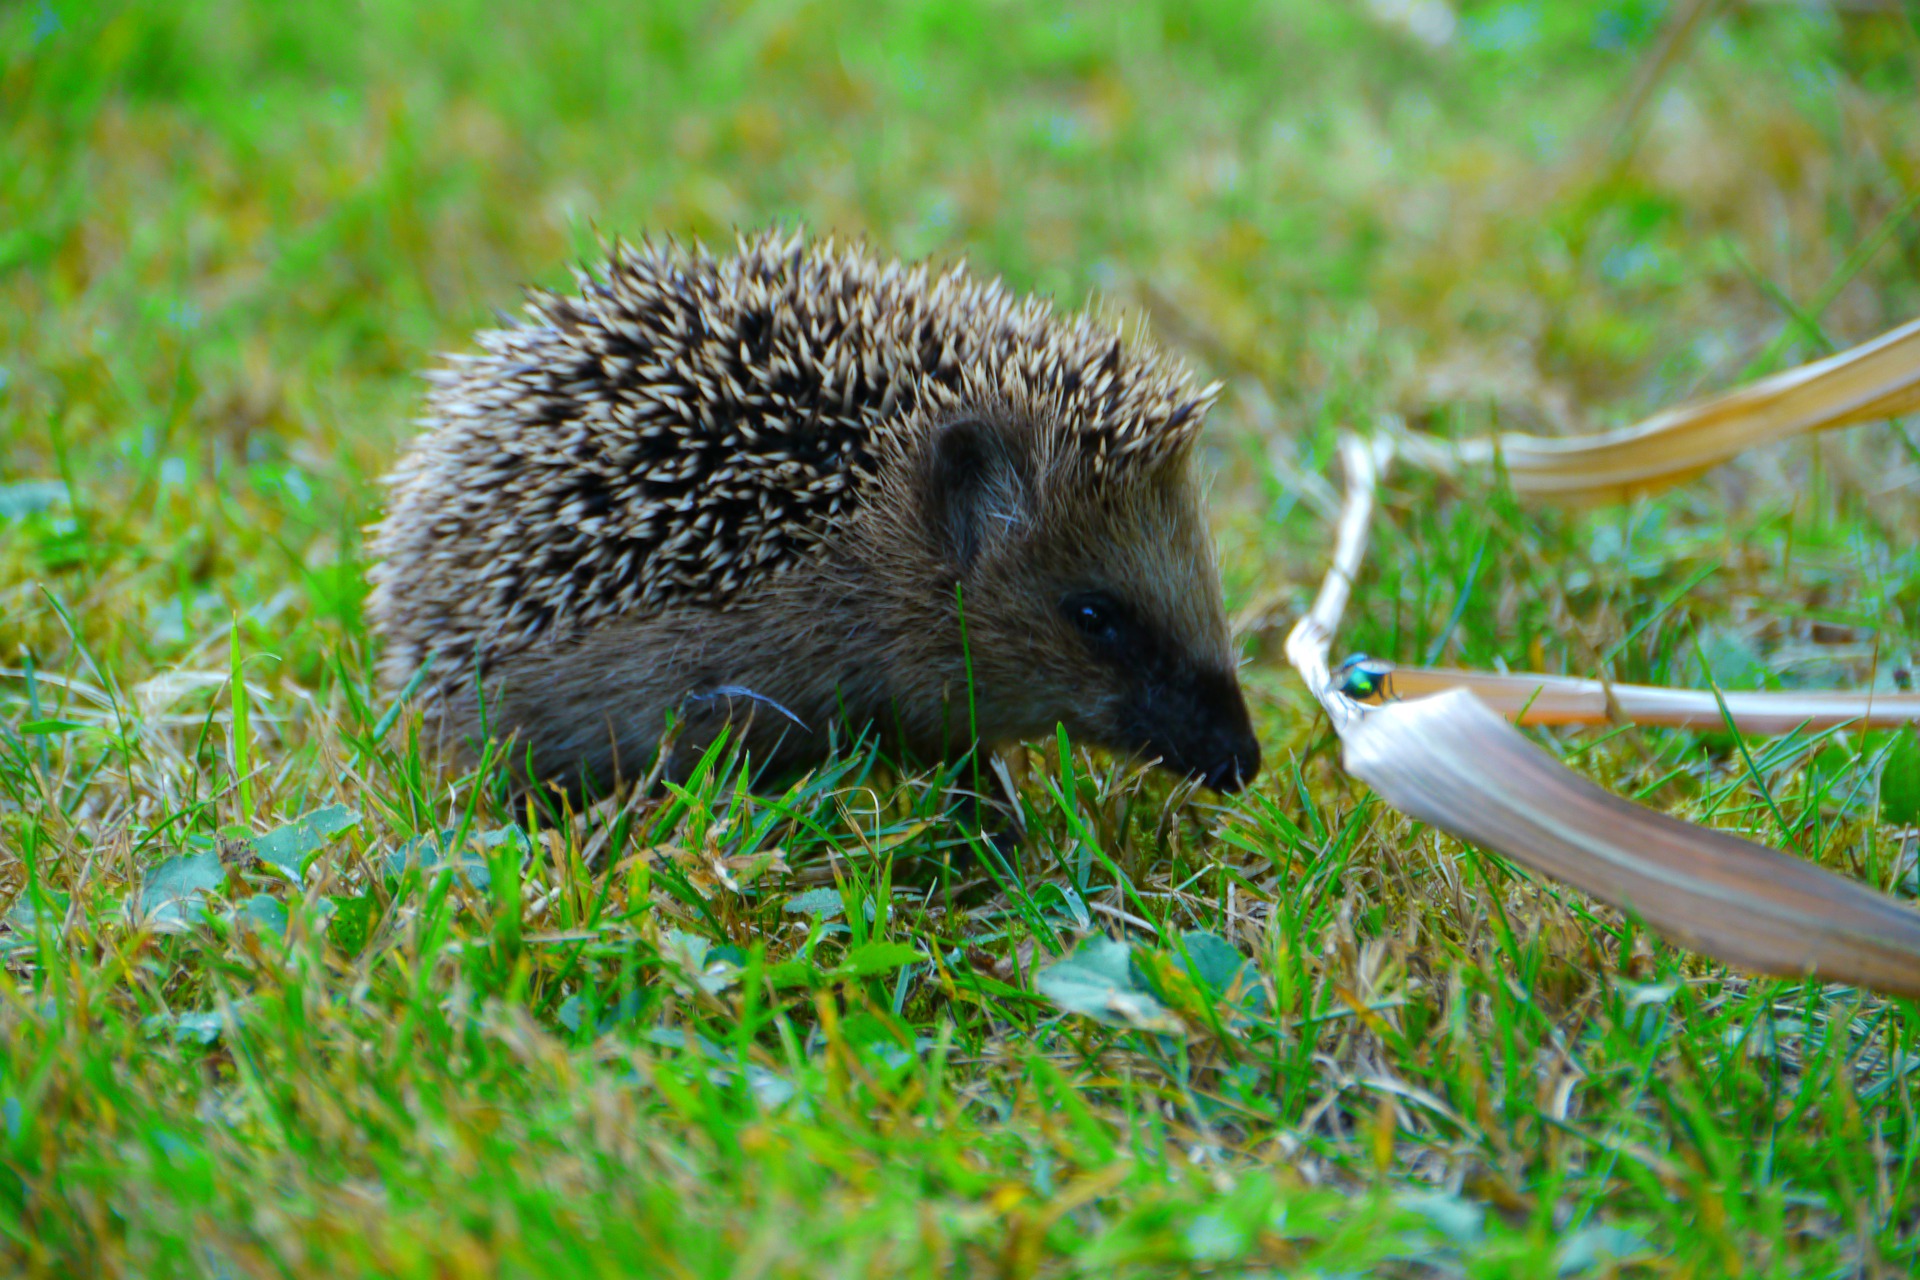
[1062,591,1128,652]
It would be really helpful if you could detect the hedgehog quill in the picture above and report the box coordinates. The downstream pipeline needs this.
[368,230,1260,798]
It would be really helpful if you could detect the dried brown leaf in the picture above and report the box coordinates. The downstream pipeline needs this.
[1369,664,1920,733]
[1398,317,1920,502]
[1344,690,1920,997]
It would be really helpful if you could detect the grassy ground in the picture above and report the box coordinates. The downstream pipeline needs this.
[5,1,1920,1274]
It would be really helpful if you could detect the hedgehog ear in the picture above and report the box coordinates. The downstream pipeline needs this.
[928,417,1028,573]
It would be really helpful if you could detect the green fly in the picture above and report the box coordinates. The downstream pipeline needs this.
[1334,653,1395,702]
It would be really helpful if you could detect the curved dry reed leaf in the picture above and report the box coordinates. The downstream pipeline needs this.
[1286,428,1920,998]
[1369,665,1920,733]
[1398,316,1920,502]
[1344,690,1920,997]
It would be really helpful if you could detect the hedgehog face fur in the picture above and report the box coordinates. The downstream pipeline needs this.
[368,230,1260,797]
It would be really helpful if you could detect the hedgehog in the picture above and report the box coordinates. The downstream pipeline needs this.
[367,229,1261,800]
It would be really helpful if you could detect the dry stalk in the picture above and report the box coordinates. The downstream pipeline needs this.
[1350,665,1920,733]
[1395,316,1920,502]
[1283,435,1920,998]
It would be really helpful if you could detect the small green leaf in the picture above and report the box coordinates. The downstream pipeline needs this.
[140,852,224,929]
[1554,1224,1650,1274]
[142,1010,228,1045]
[1183,1212,1245,1262]
[0,480,68,519]
[1034,882,1090,929]
[327,894,379,955]
[765,960,819,989]
[557,990,647,1035]
[1685,625,1770,690]
[782,887,846,919]
[385,828,454,874]
[1173,929,1268,1017]
[659,928,741,995]
[836,1012,921,1070]
[1175,930,1248,994]
[1880,728,1920,825]
[1397,1190,1484,1246]
[383,827,497,887]
[232,895,288,936]
[251,804,361,876]
[2,892,68,943]
[1035,935,1180,1032]
[838,940,925,977]
[476,825,532,854]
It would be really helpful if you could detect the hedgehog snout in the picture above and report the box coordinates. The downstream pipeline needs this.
[1198,735,1262,794]
[1109,662,1261,794]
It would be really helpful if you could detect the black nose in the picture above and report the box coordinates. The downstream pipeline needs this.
[1200,737,1261,794]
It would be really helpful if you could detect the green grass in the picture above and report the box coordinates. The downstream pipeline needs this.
[5,1,1920,1274]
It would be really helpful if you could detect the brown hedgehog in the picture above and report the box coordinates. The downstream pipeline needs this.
[367,230,1260,798]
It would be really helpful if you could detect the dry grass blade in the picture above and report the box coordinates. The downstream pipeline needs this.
[1397,316,1920,501]
[1285,435,1391,732]
[1344,689,1920,997]
[1361,664,1920,732]
[1287,436,1920,998]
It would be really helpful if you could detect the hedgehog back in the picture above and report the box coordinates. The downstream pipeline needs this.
[368,231,1209,691]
